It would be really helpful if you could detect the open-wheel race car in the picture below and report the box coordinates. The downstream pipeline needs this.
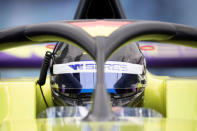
[0,19,197,131]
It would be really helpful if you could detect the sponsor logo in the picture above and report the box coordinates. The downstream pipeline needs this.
[53,61,143,74]
[68,63,127,72]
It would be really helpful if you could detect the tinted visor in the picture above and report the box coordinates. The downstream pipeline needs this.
[52,61,143,94]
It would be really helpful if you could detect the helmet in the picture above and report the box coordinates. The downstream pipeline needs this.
[50,42,146,107]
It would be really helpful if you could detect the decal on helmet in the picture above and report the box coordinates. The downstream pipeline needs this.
[53,61,143,74]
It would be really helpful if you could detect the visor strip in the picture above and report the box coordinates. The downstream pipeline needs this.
[53,61,143,75]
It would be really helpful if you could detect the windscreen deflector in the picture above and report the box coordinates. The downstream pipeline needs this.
[38,107,163,119]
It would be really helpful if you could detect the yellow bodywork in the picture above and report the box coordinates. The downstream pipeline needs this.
[1,72,197,131]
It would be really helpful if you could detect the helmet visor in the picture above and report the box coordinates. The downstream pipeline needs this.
[52,61,143,94]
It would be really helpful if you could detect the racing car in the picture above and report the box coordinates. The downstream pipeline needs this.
[0,19,197,131]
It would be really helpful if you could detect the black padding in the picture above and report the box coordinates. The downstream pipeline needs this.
[25,22,96,59]
[1,20,197,61]
[1,20,197,59]
[105,21,176,59]
[105,21,197,59]
[172,24,197,41]
[0,22,96,59]
[0,26,29,43]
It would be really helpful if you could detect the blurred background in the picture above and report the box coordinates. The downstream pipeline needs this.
[1,0,197,28]
[0,0,197,78]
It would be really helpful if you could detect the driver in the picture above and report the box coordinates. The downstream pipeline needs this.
[50,42,146,107]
